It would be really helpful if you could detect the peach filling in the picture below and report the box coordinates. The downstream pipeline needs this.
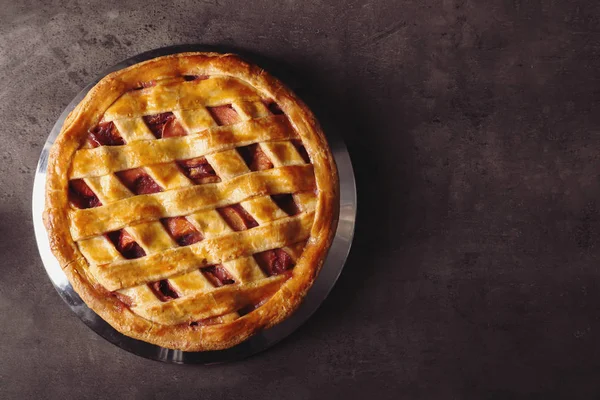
[143,112,187,138]
[116,168,162,195]
[237,144,274,171]
[149,280,180,302]
[202,265,236,287]
[207,104,239,126]
[254,249,294,276]
[88,121,124,147]
[217,204,259,231]
[162,216,203,246]
[106,229,146,259]
[177,156,220,184]
[69,179,101,209]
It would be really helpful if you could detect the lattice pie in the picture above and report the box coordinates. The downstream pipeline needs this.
[43,53,339,351]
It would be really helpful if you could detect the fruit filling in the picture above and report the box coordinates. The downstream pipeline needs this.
[271,194,300,216]
[149,280,180,302]
[69,179,102,209]
[183,75,209,81]
[135,80,156,89]
[237,144,274,171]
[88,121,124,147]
[106,229,146,259]
[143,112,187,138]
[207,104,239,126]
[116,168,162,195]
[202,265,235,287]
[254,248,294,276]
[162,217,203,246]
[113,292,134,307]
[217,204,259,231]
[238,296,273,316]
[177,156,221,184]
[263,100,284,115]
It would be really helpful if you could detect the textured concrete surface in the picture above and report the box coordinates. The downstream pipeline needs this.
[2,0,600,398]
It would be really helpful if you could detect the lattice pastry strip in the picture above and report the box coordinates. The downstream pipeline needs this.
[103,77,261,121]
[185,209,233,237]
[85,101,312,282]
[145,163,193,190]
[72,82,316,322]
[173,99,253,181]
[240,193,309,266]
[69,165,315,240]
[119,285,163,308]
[260,141,306,167]
[222,257,266,284]
[172,109,216,133]
[205,150,249,180]
[78,112,218,309]
[258,138,318,214]
[240,196,288,224]
[127,223,177,253]
[118,116,198,190]
[133,275,287,325]
[115,138,230,312]
[232,100,270,120]
[163,99,268,318]
[168,271,214,296]
[83,175,132,203]
[205,98,317,218]
[110,98,269,320]
[70,114,295,179]
[169,208,267,321]
[112,118,155,142]
[161,105,271,317]
[234,98,317,213]
[78,236,123,265]
[160,207,251,323]
[76,231,163,309]
[77,172,174,308]
[102,98,311,320]
[128,211,312,324]
[88,208,314,291]
[184,102,299,288]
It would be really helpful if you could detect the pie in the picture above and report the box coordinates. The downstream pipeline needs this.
[43,52,339,351]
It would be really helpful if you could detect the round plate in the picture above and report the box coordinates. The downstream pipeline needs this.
[32,45,356,364]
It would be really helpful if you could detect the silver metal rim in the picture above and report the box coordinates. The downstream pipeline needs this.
[31,45,357,364]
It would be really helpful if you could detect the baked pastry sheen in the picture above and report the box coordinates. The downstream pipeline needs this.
[43,52,339,351]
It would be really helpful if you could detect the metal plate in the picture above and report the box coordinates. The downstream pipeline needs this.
[32,45,356,364]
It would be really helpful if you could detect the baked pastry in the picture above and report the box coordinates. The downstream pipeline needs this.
[43,52,339,351]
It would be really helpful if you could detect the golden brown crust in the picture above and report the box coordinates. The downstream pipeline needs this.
[44,52,339,351]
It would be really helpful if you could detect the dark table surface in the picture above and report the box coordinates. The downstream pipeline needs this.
[2,0,600,399]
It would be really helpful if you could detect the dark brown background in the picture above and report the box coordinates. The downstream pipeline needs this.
[2,0,600,399]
